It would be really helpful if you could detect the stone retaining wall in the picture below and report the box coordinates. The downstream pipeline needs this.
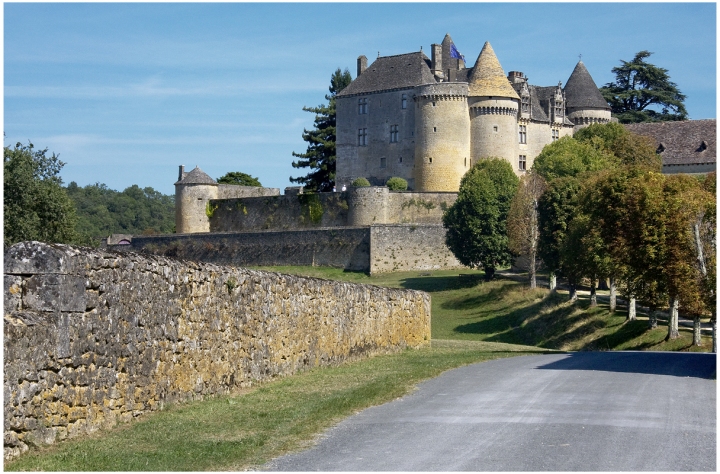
[4,242,430,460]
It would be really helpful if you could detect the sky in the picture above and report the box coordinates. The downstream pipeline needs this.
[3,2,717,196]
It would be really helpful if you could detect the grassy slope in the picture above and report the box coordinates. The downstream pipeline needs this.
[7,266,710,470]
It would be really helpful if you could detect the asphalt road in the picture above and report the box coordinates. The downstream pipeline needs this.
[264,352,716,471]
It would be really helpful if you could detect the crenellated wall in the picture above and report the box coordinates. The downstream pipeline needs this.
[4,242,430,460]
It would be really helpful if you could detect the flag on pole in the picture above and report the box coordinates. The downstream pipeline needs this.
[449,43,465,62]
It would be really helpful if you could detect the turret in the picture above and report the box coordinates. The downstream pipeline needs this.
[467,42,520,171]
[564,60,612,130]
[174,165,218,233]
[413,82,470,192]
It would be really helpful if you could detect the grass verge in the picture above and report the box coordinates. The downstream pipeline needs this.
[5,341,549,471]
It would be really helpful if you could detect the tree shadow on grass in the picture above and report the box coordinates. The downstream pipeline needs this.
[399,273,496,293]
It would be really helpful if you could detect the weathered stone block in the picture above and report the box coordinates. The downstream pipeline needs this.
[23,275,86,312]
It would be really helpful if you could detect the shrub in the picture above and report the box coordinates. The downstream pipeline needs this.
[386,177,408,191]
[351,177,371,187]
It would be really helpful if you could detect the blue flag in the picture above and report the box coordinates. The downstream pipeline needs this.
[449,43,465,62]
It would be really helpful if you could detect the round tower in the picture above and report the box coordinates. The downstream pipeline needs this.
[347,186,389,226]
[467,42,520,170]
[174,165,219,234]
[413,82,470,192]
[564,60,612,131]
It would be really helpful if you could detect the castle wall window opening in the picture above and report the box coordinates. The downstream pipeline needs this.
[390,124,399,143]
[380,157,387,168]
[519,155,527,171]
[551,129,559,141]
[401,94,408,109]
[519,125,527,144]
[358,128,368,146]
[358,98,368,114]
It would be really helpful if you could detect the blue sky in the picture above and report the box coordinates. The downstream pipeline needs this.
[4,2,716,196]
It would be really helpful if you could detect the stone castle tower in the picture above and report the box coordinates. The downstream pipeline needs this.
[335,34,612,192]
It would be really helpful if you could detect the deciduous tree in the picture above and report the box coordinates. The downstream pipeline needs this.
[443,158,519,280]
[4,141,79,246]
[507,171,546,288]
[217,171,262,187]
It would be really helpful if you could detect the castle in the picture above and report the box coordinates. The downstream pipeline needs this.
[113,34,713,274]
[335,34,612,191]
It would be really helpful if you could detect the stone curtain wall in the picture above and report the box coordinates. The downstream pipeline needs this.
[125,228,371,271]
[4,242,431,460]
[209,189,457,232]
[371,225,464,273]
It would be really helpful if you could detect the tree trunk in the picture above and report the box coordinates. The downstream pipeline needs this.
[666,297,679,340]
[484,266,495,281]
[609,277,617,313]
[713,319,717,353]
[549,272,556,291]
[649,308,658,329]
[693,316,702,346]
[589,278,597,307]
[568,282,578,302]
[627,295,636,321]
[529,255,536,289]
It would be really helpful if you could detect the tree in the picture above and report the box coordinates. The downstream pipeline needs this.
[507,171,546,288]
[443,158,519,280]
[290,68,352,192]
[217,171,262,187]
[574,122,662,171]
[600,50,688,123]
[4,141,79,246]
[532,136,617,182]
[537,177,582,292]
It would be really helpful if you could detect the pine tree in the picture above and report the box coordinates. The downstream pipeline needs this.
[290,68,352,192]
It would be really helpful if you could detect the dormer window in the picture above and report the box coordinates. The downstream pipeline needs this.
[521,95,530,113]
[657,142,666,153]
[698,140,708,152]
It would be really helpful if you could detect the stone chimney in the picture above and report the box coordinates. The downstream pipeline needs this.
[357,55,368,77]
[431,44,443,80]
[178,165,185,181]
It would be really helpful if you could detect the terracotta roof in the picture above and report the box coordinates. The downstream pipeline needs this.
[175,166,218,185]
[624,119,716,166]
[564,61,610,110]
[467,42,519,99]
[337,52,436,97]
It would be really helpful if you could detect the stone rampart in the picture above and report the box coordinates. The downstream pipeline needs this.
[4,241,430,460]
[208,189,456,232]
[370,225,463,273]
[122,228,370,271]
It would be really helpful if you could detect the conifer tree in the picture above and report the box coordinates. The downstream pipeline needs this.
[600,50,688,123]
[290,68,352,192]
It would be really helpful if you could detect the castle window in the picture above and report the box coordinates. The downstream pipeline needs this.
[432,101,436,107]
[380,157,387,168]
[390,124,399,143]
[519,125,527,144]
[433,127,437,132]
[358,128,367,146]
[401,94,408,109]
[521,96,530,113]
[519,155,527,171]
[429,157,433,164]
[493,126,498,132]
[551,129,559,141]
[358,98,368,114]
[399,156,403,163]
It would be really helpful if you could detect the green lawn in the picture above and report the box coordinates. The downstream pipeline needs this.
[7,266,711,470]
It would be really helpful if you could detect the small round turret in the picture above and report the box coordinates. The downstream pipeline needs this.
[175,165,218,233]
[564,60,612,130]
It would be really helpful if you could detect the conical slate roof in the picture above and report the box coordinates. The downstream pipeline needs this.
[564,61,610,109]
[468,42,519,99]
[175,166,217,185]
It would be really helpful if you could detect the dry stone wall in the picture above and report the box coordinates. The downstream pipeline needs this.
[4,241,430,460]
[371,225,463,273]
